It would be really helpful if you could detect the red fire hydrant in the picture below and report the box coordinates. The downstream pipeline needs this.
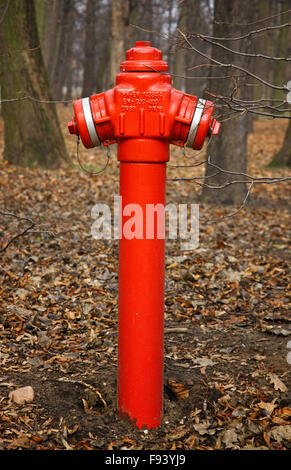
[68,41,220,430]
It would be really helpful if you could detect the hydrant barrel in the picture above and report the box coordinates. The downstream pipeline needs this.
[118,160,167,429]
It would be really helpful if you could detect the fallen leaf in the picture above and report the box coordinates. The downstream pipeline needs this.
[268,425,291,443]
[192,358,215,367]
[167,379,189,400]
[194,421,216,436]
[7,435,31,449]
[9,386,34,404]
[246,420,262,435]
[221,428,239,449]
[60,435,73,450]
[253,354,266,361]
[257,400,277,415]
[223,268,242,282]
[166,428,189,441]
[260,323,291,336]
[268,373,288,392]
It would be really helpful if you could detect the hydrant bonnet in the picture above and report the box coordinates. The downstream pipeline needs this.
[120,41,168,72]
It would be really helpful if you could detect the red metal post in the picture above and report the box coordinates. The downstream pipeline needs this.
[118,159,167,429]
[67,41,221,430]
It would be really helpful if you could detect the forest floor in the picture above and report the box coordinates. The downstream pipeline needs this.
[0,107,290,450]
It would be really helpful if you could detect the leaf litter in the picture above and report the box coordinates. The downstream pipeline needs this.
[0,110,290,450]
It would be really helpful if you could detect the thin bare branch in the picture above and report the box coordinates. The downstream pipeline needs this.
[195,33,290,61]
[205,181,254,222]
[168,153,290,221]
[0,0,10,25]
[178,29,289,92]
[213,8,291,27]
[205,91,291,119]
[0,94,72,104]
[189,23,291,42]
[0,211,35,253]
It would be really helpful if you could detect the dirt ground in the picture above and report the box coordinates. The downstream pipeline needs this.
[0,108,290,450]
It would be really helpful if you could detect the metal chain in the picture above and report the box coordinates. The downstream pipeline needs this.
[76,135,110,176]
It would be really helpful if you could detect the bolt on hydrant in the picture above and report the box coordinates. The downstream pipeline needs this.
[68,41,220,429]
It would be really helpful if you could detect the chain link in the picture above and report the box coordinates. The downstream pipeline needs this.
[76,136,110,176]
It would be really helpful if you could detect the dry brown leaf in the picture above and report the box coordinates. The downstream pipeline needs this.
[9,386,34,404]
[268,373,288,392]
[268,425,291,443]
[167,379,189,400]
[107,441,115,450]
[275,407,291,419]
[263,431,271,448]
[166,428,189,441]
[67,424,79,435]
[194,421,216,436]
[60,435,73,450]
[7,435,31,449]
[257,399,277,415]
[122,438,136,446]
[272,416,290,425]
[221,428,239,449]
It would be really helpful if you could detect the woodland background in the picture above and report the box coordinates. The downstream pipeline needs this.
[0,0,290,452]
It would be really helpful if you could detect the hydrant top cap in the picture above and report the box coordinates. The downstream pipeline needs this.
[120,41,169,72]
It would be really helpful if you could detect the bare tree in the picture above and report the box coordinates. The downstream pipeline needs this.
[174,0,290,206]
[39,0,65,85]
[173,0,188,91]
[82,0,98,97]
[272,0,290,102]
[199,0,255,204]
[109,0,130,88]
[270,119,291,167]
[127,0,139,48]
[52,0,75,100]
[0,0,68,167]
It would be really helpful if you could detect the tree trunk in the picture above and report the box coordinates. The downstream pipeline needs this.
[0,0,68,168]
[139,0,153,44]
[34,0,46,45]
[184,0,207,97]
[62,7,75,102]
[127,0,139,49]
[166,0,174,69]
[173,0,187,91]
[269,119,291,167]
[41,0,64,83]
[82,0,98,97]
[51,0,74,100]
[201,0,254,205]
[268,0,290,167]
[95,41,110,93]
[273,0,290,102]
[253,0,274,102]
[109,0,130,88]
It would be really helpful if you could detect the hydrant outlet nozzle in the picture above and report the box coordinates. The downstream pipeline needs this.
[68,117,78,136]
[210,119,221,136]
